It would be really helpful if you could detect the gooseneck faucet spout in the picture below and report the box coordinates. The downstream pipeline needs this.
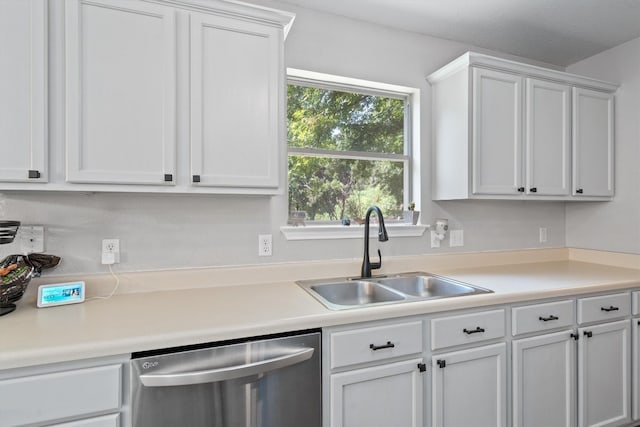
[361,205,389,278]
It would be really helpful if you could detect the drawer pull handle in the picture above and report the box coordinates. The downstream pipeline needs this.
[463,327,485,335]
[539,315,559,322]
[370,341,395,351]
[600,306,619,312]
[584,330,593,338]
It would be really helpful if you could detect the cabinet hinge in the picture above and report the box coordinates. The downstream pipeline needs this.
[28,170,41,179]
[418,363,426,373]
[192,175,201,183]
[437,359,446,369]
[583,330,593,338]
[570,333,579,341]
[164,174,173,182]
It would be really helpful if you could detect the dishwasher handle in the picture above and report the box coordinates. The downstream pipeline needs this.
[139,347,314,387]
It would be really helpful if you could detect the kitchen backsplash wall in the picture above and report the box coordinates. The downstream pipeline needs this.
[565,36,640,254]
[0,1,573,275]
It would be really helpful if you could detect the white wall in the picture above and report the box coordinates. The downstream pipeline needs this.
[565,37,640,254]
[0,1,567,276]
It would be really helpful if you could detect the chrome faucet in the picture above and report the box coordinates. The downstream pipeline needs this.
[361,206,389,278]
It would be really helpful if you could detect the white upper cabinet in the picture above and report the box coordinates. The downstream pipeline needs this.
[0,0,48,183]
[1,0,293,194]
[471,68,523,195]
[65,0,177,185]
[526,78,571,196]
[63,0,291,193]
[428,52,618,201]
[573,88,614,197]
[190,12,281,190]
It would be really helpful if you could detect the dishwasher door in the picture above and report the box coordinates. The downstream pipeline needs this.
[131,331,321,427]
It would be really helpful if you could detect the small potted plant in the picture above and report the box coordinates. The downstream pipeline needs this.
[404,202,420,225]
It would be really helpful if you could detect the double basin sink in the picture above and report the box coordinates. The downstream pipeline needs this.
[297,272,492,310]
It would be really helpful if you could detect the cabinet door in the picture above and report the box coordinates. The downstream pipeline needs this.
[432,342,507,427]
[472,68,523,195]
[513,330,577,427]
[0,0,47,182]
[578,320,631,427]
[572,88,614,197]
[330,358,424,427]
[66,0,176,185]
[525,78,571,196]
[633,319,640,421]
[190,12,281,191]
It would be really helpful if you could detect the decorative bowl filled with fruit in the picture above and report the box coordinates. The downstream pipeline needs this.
[0,253,61,316]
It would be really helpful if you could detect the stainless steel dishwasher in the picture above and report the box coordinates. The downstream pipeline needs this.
[130,330,321,427]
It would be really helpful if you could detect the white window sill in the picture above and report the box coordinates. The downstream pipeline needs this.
[280,223,428,241]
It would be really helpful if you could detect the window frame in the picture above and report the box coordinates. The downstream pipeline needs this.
[282,68,425,240]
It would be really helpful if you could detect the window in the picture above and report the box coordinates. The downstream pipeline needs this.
[287,70,414,224]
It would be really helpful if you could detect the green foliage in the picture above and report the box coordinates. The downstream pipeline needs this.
[288,84,406,220]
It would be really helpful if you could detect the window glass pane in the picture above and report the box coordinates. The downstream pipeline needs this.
[288,155,404,221]
[287,85,405,155]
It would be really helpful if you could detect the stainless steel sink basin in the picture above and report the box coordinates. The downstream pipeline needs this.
[368,275,481,298]
[309,281,406,309]
[298,272,492,310]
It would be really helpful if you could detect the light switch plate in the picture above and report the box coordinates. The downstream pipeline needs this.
[20,225,44,254]
[450,230,464,247]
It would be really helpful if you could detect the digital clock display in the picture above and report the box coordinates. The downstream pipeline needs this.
[37,281,85,308]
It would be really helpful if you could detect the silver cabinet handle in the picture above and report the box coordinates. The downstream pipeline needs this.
[139,347,314,387]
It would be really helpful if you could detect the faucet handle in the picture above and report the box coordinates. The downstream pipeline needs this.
[370,249,382,270]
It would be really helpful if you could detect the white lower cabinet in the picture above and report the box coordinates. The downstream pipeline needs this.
[324,319,425,427]
[633,317,640,421]
[331,358,424,427]
[0,356,126,427]
[578,320,631,427]
[632,291,639,422]
[432,342,507,427]
[512,330,577,427]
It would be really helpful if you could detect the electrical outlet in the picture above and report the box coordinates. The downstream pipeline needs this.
[258,234,272,256]
[102,239,120,264]
[539,227,548,243]
[430,231,441,248]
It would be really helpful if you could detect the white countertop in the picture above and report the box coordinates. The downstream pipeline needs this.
[2,250,639,370]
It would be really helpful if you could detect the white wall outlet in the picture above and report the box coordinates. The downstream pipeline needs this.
[450,230,464,247]
[430,231,441,248]
[539,227,548,243]
[20,225,44,254]
[258,234,272,256]
[102,239,120,264]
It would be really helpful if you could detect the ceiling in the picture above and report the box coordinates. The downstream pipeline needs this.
[277,0,640,67]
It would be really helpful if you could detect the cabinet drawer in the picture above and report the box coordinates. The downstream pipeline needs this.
[577,292,631,324]
[431,309,505,350]
[330,321,423,369]
[0,364,122,426]
[53,414,120,427]
[633,291,639,315]
[512,299,575,336]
